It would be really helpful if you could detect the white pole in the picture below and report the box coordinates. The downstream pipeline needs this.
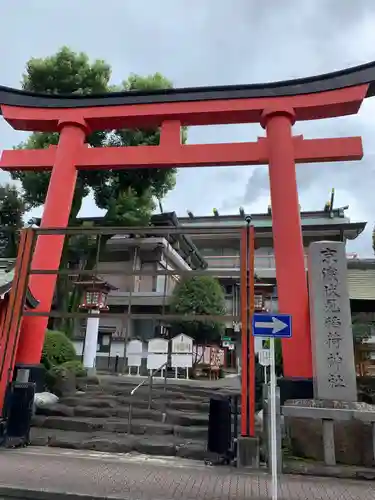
[264,365,268,385]
[270,335,278,500]
[83,309,100,375]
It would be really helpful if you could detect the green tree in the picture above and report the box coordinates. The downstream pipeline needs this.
[10,47,182,331]
[12,47,178,226]
[0,184,26,257]
[170,276,226,346]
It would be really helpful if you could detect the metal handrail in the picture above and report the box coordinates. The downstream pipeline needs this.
[127,361,168,434]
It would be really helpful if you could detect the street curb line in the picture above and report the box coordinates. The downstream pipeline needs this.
[0,486,124,500]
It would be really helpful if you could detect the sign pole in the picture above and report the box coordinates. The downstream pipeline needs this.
[252,307,291,500]
[269,323,278,500]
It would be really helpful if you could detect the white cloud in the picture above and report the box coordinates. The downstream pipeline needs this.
[0,0,374,255]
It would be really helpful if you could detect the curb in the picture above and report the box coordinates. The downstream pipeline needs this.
[283,461,375,481]
[0,486,124,500]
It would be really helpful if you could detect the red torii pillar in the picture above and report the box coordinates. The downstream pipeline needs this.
[15,120,88,365]
[0,90,365,380]
[261,107,310,377]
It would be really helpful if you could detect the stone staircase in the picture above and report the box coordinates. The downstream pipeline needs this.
[30,376,241,460]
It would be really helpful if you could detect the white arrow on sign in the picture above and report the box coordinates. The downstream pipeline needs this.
[254,316,288,334]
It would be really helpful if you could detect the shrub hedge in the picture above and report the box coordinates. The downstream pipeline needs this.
[61,360,87,377]
[42,330,76,369]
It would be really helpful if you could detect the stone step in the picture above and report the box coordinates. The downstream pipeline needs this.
[36,404,209,426]
[96,377,223,393]
[59,394,210,413]
[77,386,240,405]
[84,384,214,401]
[29,427,208,461]
[78,374,240,393]
[31,415,208,440]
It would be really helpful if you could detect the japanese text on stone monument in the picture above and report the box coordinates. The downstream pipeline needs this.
[308,241,357,401]
[320,246,347,389]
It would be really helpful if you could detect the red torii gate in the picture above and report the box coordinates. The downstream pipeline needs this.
[0,65,371,397]
[1,130,362,368]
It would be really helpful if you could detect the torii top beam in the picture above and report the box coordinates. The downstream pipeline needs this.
[0,136,363,171]
[0,60,375,131]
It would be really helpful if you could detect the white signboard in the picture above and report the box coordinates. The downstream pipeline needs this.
[148,338,169,354]
[126,339,142,368]
[171,334,193,369]
[147,338,168,370]
[258,349,271,367]
[171,354,193,368]
[171,334,193,354]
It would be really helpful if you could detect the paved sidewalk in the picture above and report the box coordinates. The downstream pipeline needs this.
[0,447,373,500]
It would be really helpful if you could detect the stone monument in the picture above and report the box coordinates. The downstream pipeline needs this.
[307,241,357,401]
[282,241,375,468]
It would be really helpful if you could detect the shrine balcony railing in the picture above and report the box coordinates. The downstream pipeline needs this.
[107,290,173,307]
[205,252,359,271]
[204,254,308,270]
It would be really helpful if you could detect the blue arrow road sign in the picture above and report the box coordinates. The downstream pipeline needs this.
[252,313,292,338]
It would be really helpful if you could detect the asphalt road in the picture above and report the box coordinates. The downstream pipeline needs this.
[0,446,373,500]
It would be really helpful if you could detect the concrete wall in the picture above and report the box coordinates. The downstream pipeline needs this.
[95,247,179,298]
[133,319,157,341]
[96,259,135,292]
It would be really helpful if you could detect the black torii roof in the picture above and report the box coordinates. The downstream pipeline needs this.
[0,60,375,108]
[0,259,39,309]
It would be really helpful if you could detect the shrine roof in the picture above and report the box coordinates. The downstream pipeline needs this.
[347,258,375,270]
[179,207,355,223]
[0,61,375,109]
[72,275,117,291]
[178,209,367,240]
[0,258,39,308]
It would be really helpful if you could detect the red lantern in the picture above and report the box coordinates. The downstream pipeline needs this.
[73,276,117,311]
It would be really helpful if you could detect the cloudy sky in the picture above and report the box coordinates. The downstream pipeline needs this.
[0,0,375,255]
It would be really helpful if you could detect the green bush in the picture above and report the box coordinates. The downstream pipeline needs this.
[42,330,76,370]
[45,364,77,394]
[45,365,66,391]
[61,360,87,377]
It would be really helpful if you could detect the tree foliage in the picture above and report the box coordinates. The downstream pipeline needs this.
[10,47,182,332]
[11,47,179,225]
[170,276,226,345]
[0,183,26,257]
